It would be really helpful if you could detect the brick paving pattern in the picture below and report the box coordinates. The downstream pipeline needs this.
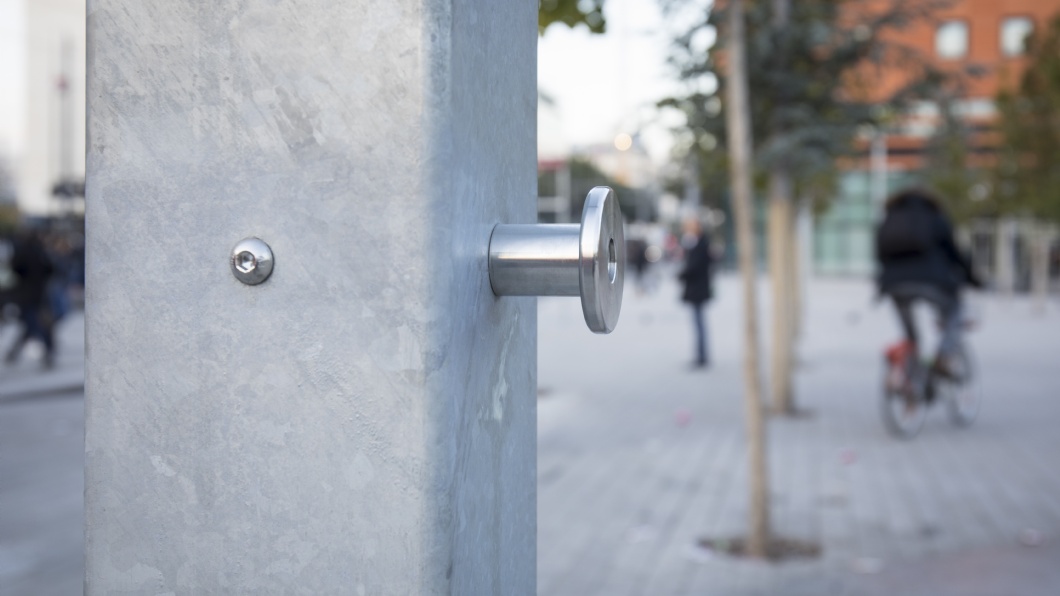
[3,278,1060,595]
[539,273,1060,595]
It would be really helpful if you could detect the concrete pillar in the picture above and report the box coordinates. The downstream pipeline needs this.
[85,1,537,594]
[995,217,1016,294]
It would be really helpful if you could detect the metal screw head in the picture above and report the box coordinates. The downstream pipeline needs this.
[230,237,274,285]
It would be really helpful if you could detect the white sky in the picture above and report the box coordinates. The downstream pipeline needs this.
[0,0,26,158]
[537,0,712,164]
[0,0,709,166]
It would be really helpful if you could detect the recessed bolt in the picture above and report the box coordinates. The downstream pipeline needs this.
[230,237,274,285]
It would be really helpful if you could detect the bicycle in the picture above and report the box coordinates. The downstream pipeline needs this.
[881,325,980,438]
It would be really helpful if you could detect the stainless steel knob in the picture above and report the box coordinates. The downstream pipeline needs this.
[489,186,625,334]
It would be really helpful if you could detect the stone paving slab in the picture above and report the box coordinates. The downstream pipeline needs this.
[538,272,1060,595]
[0,391,85,596]
[0,313,85,595]
[3,278,1060,594]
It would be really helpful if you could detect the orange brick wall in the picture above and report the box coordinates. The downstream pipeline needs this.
[843,0,1060,170]
[864,0,1060,101]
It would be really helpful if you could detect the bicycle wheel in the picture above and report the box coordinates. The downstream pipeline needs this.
[941,341,979,428]
[881,356,925,438]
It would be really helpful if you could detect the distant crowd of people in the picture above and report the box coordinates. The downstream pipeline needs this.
[1,228,84,369]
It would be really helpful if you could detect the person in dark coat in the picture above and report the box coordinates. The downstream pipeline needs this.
[875,188,981,378]
[628,237,649,295]
[678,216,714,369]
[5,229,57,368]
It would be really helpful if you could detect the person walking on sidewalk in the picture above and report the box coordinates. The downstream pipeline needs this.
[678,216,715,369]
[4,229,57,369]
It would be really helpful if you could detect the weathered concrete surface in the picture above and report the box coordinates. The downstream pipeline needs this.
[85,1,536,593]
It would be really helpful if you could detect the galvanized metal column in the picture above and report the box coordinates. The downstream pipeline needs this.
[85,1,537,593]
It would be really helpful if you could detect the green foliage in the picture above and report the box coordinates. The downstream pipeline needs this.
[992,14,1060,223]
[662,0,952,205]
[0,156,16,205]
[539,0,606,35]
[920,98,991,222]
[0,157,18,234]
[0,205,17,235]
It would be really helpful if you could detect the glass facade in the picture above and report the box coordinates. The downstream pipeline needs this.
[813,170,919,276]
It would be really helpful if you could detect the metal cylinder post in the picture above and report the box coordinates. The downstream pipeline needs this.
[489,224,581,296]
[488,186,625,334]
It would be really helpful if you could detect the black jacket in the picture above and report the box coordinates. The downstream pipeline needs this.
[875,194,978,295]
[679,232,714,304]
[10,235,55,307]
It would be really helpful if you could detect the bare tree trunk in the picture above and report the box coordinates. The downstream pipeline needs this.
[767,0,796,416]
[725,0,770,558]
[768,170,795,414]
[790,200,809,342]
[783,199,797,382]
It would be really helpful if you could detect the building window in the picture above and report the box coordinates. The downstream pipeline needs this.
[935,20,969,59]
[1001,17,1033,57]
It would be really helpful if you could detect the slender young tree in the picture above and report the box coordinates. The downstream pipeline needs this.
[993,14,1060,308]
[665,0,953,415]
[766,0,795,416]
[724,0,770,558]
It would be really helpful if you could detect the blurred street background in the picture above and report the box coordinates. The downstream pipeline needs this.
[538,272,1060,595]
[4,0,1060,593]
[4,277,1060,594]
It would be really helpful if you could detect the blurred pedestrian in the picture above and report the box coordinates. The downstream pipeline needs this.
[628,237,649,296]
[678,216,714,369]
[875,188,982,382]
[44,234,72,325]
[4,229,57,368]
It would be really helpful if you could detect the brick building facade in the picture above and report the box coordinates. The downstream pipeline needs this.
[814,0,1060,275]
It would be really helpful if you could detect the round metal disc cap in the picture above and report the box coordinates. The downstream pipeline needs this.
[578,186,625,333]
[230,237,274,285]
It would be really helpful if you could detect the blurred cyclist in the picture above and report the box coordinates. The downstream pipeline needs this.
[875,188,982,381]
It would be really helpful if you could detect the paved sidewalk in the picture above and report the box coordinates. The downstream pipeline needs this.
[538,271,1060,595]
[0,312,85,596]
[0,312,85,401]
[0,389,84,596]
[4,281,1060,595]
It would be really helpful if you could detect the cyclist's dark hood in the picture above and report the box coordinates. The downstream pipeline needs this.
[884,189,942,213]
[875,190,973,295]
